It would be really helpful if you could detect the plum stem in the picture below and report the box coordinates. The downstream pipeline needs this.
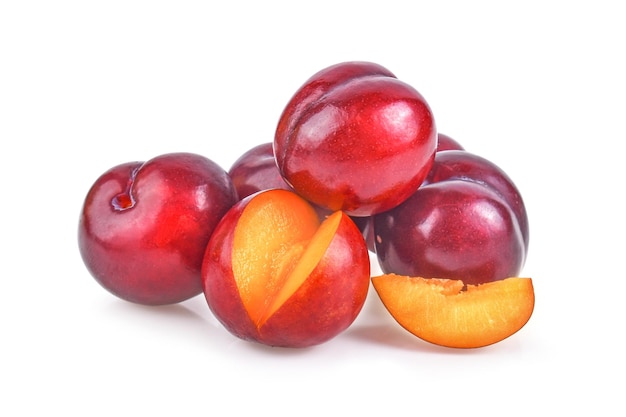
[111,166,139,211]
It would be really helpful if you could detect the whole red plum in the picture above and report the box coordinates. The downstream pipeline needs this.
[78,152,238,305]
[274,61,437,217]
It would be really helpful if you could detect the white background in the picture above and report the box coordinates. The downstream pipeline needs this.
[2,1,624,415]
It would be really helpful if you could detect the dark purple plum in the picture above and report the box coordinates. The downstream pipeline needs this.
[228,142,292,200]
[374,180,525,285]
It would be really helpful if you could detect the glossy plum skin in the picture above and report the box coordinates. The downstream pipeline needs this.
[78,153,238,305]
[355,133,466,252]
[424,150,529,255]
[436,133,465,151]
[274,61,437,217]
[374,180,525,285]
[228,142,292,200]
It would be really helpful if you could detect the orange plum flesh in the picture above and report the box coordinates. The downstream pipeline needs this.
[371,274,535,348]
[202,189,371,348]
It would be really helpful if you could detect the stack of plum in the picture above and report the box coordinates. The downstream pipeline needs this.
[79,61,534,349]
